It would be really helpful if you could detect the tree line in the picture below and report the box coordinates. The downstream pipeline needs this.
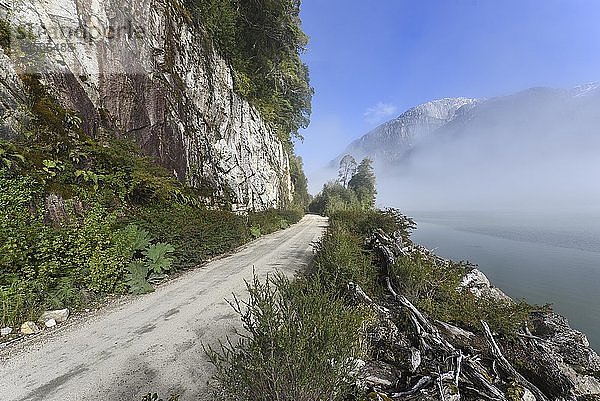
[309,155,377,215]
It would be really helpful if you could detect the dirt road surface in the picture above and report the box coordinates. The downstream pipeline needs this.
[0,214,328,401]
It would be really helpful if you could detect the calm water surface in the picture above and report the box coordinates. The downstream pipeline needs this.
[408,211,600,351]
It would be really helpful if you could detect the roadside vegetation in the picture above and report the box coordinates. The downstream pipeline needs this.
[0,0,313,338]
[207,274,370,401]
[309,155,377,215]
[209,156,539,400]
[0,74,304,329]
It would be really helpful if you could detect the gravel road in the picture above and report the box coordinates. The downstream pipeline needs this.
[0,214,328,401]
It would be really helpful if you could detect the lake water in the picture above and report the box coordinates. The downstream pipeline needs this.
[408,211,600,351]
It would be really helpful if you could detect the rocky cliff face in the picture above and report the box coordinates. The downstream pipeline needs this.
[0,0,292,210]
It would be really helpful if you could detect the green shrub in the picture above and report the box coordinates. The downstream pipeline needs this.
[248,209,303,237]
[390,251,535,336]
[131,205,302,271]
[131,203,250,270]
[312,226,379,297]
[330,208,416,240]
[0,170,178,323]
[83,209,138,294]
[325,208,534,337]
[0,159,302,325]
[0,174,145,325]
[249,226,261,239]
[309,181,360,216]
[207,274,369,401]
[0,283,36,327]
[275,208,304,226]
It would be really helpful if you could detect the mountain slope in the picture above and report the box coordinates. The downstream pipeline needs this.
[340,83,600,168]
[339,97,477,164]
[338,83,600,210]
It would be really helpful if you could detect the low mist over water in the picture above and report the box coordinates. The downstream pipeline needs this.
[370,87,600,213]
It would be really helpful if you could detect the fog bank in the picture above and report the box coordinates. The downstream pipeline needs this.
[333,88,600,213]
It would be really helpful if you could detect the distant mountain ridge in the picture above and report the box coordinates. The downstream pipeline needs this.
[340,97,477,164]
[337,82,600,166]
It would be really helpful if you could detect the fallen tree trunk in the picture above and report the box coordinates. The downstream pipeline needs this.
[482,320,550,401]
[384,277,510,400]
[353,225,600,401]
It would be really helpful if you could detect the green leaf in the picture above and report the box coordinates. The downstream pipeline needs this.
[250,226,261,239]
[43,159,57,169]
[131,226,151,251]
[143,243,175,275]
[125,260,154,295]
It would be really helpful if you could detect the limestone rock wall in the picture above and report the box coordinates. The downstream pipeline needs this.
[0,0,292,210]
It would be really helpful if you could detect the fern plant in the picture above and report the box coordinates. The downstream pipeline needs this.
[0,147,25,169]
[49,277,81,309]
[125,242,175,294]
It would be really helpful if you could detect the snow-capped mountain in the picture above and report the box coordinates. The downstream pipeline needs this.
[339,98,477,164]
[337,82,600,167]
[572,81,600,97]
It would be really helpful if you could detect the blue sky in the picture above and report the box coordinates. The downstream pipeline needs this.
[295,0,600,190]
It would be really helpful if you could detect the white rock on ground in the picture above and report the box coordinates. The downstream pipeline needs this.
[44,319,57,328]
[39,309,69,324]
[0,327,12,336]
[459,268,513,303]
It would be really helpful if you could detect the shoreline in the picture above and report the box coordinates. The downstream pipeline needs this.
[412,217,600,352]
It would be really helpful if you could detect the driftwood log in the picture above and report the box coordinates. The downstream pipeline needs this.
[351,225,600,401]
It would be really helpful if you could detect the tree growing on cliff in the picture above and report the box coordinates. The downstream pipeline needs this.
[289,155,311,210]
[185,0,313,147]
